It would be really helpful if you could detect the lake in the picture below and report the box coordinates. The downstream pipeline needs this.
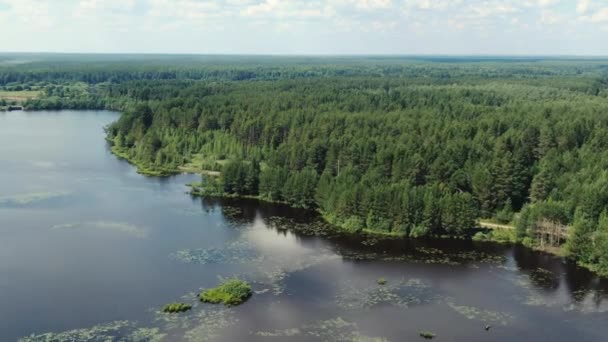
[1,110,607,341]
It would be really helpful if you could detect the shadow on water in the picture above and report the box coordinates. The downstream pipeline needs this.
[197,195,608,305]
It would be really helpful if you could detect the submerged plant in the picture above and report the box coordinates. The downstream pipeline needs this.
[200,279,252,306]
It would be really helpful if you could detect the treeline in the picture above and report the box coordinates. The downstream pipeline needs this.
[9,56,608,275]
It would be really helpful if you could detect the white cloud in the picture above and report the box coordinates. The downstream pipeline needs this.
[467,1,519,18]
[1,0,53,28]
[0,0,607,54]
[576,0,591,14]
[581,7,608,22]
[540,9,565,24]
[75,0,136,17]
[355,0,392,10]
[240,0,334,19]
[404,0,460,11]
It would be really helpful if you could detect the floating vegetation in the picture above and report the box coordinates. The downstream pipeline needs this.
[267,216,335,237]
[51,221,147,238]
[221,206,243,220]
[377,277,387,285]
[254,317,388,342]
[337,246,505,267]
[20,320,132,342]
[19,320,166,342]
[182,308,238,342]
[0,191,70,207]
[171,233,339,296]
[528,268,560,288]
[162,302,192,313]
[256,252,341,295]
[446,301,513,326]
[200,279,252,306]
[419,331,436,339]
[171,240,260,264]
[335,278,436,310]
[127,328,167,342]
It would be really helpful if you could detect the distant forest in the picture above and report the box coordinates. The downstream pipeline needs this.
[3,54,608,276]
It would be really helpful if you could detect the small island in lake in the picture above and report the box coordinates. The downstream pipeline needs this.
[200,279,252,306]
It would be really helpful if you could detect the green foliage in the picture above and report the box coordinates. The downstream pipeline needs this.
[516,201,571,243]
[472,229,517,244]
[199,279,252,306]
[162,302,192,313]
[8,55,608,274]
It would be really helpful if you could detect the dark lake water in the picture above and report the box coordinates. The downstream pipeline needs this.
[1,110,608,342]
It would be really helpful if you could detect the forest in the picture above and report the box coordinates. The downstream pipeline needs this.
[2,54,608,275]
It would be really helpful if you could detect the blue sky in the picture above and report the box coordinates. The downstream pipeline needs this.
[0,0,607,55]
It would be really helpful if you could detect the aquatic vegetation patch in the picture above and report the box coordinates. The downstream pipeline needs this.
[182,307,238,342]
[255,252,341,295]
[127,328,167,342]
[267,216,337,237]
[254,317,388,341]
[200,278,252,306]
[50,221,147,238]
[0,191,70,207]
[172,234,339,296]
[19,320,132,342]
[171,240,260,264]
[528,267,560,287]
[162,302,192,313]
[221,206,244,220]
[338,247,505,267]
[446,301,513,326]
[335,278,437,310]
[19,320,166,342]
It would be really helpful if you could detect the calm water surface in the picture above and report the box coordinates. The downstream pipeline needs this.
[1,110,607,341]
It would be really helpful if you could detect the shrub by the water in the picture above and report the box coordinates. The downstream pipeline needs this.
[200,278,252,306]
[162,302,192,313]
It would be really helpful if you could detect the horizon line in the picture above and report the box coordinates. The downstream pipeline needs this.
[2,51,608,58]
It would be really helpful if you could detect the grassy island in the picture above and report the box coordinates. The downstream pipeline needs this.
[199,279,252,306]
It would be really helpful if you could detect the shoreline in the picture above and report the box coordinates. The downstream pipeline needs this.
[108,145,605,278]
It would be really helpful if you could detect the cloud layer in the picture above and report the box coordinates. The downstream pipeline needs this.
[0,0,606,54]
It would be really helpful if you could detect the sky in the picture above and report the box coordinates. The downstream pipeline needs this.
[0,0,607,55]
